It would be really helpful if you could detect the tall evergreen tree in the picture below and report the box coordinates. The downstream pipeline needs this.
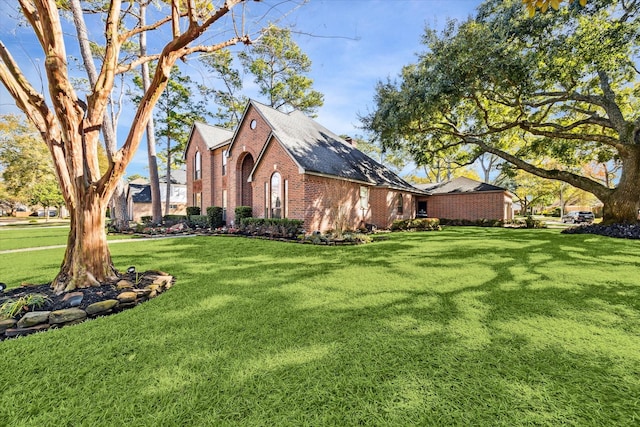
[239,25,323,115]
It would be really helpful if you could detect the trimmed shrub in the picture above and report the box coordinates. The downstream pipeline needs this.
[163,215,187,226]
[524,215,545,229]
[189,215,209,229]
[391,219,409,231]
[391,218,440,231]
[186,206,201,216]
[206,206,224,229]
[439,218,504,227]
[141,216,153,225]
[239,217,304,238]
[235,206,253,224]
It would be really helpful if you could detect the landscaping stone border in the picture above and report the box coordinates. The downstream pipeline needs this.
[0,272,174,341]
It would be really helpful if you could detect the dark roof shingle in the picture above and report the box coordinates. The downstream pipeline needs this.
[251,101,420,193]
[417,177,507,194]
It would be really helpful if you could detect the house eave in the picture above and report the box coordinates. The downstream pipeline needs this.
[302,171,375,187]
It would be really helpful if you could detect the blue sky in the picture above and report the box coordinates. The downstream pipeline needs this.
[0,0,481,177]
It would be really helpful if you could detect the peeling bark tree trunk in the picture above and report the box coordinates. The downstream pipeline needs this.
[1,0,251,293]
[53,189,117,294]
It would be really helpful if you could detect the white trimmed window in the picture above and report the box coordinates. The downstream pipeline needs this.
[222,190,228,221]
[222,150,227,176]
[284,179,289,218]
[271,172,282,219]
[194,151,201,180]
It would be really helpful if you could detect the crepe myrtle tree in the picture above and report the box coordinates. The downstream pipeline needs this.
[0,0,290,293]
[363,0,639,224]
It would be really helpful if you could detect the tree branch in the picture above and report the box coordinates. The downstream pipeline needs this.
[596,70,627,133]
[519,120,622,148]
[98,0,247,198]
[0,42,75,211]
[469,137,612,201]
[119,15,174,42]
[115,54,162,75]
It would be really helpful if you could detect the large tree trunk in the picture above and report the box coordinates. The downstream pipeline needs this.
[2,0,250,294]
[53,191,117,294]
[601,146,640,224]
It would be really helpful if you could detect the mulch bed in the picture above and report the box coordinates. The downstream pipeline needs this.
[0,271,162,318]
[561,223,640,239]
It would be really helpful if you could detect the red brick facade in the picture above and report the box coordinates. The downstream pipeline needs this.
[185,102,512,231]
[425,191,513,221]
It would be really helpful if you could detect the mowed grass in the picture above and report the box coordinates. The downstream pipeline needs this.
[0,225,132,252]
[1,227,639,426]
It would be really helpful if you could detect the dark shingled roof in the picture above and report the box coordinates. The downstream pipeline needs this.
[416,177,507,195]
[250,101,420,193]
[130,183,151,203]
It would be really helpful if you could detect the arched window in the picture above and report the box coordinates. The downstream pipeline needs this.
[271,172,281,219]
[396,193,404,214]
[194,151,201,180]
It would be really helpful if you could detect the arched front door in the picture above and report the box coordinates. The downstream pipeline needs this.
[239,153,254,207]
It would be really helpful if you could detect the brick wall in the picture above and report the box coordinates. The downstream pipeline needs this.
[185,129,216,211]
[370,188,415,227]
[250,135,303,223]
[211,145,228,210]
[427,191,511,220]
[303,176,368,232]
[226,106,274,225]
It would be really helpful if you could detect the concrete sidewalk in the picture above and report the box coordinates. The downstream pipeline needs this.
[0,233,197,255]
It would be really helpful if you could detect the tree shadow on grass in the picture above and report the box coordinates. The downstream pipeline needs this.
[1,230,639,425]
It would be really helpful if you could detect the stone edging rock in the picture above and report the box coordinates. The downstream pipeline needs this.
[0,273,174,341]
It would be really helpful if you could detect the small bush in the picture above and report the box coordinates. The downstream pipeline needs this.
[235,206,253,224]
[186,206,201,216]
[0,293,49,319]
[239,217,304,238]
[206,206,224,228]
[439,218,504,227]
[391,218,440,231]
[524,215,545,229]
[189,215,209,229]
[163,215,186,226]
[343,232,373,244]
[141,216,153,225]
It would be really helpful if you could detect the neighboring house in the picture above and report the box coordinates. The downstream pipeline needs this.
[184,100,512,232]
[416,177,513,221]
[126,172,187,222]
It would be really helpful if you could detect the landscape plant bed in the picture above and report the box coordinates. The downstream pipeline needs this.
[562,222,640,239]
[0,270,174,341]
[123,222,376,245]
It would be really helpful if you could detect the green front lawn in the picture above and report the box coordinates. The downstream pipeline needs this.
[1,228,639,425]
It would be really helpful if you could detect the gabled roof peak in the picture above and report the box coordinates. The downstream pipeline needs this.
[242,100,419,192]
[192,122,234,151]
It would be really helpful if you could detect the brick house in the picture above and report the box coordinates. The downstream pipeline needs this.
[416,177,513,221]
[185,100,513,232]
[126,172,187,222]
